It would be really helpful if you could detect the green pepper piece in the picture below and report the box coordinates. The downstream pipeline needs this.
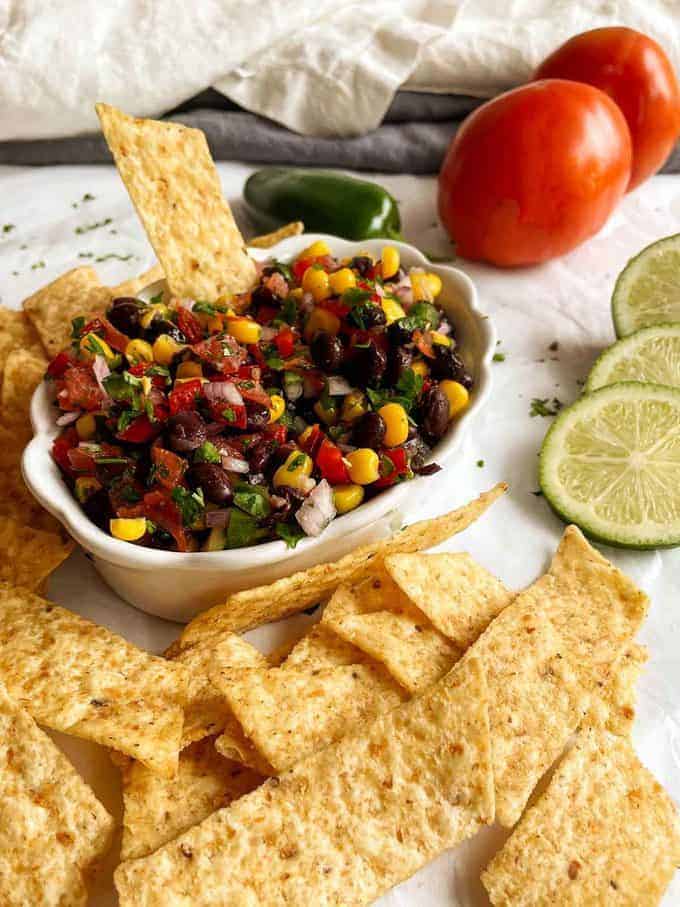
[243,168,402,242]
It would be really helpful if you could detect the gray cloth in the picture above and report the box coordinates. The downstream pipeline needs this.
[1,91,678,175]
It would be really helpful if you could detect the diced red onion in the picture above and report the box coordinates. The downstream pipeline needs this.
[299,476,317,495]
[300,292,314,314]
[327,375,353,396]
[394,285,414,307]
[259,325,278,343]
[221,454,249,474]
[265,272,289,298]
[56,410,81,426]
[205,509,230,528]
[437,320,452,336]
[92,355,112,406]
[284,375,303,402]
[295,479,336,537]
[373,283,385,298]
[203,381,244,407]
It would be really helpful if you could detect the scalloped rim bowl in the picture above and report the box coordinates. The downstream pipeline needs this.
[23,234,495,621]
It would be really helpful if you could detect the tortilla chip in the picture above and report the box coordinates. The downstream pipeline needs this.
[111,263,164,298]
[0,420,32,470]
[23,266,112,358]
[585,643,648,737]
[96,104,255,302]
[482,729,680,906]
[0,305,44,379]
[282,623,366,669]
[115,655,493,906]
[328,608,458,695]
[0,517,73,591]
[181,484,508,645]
[213,663,406,773]
[385,552,514,649]
[266,633,306,667]
[0,679,114,906]
[0,584,188,777]
[170,634,267,748]
[248,221,304,249]
[543,525,650,689]
[118,737,263,861]
[1,347,47,425]
[0,465,62,534]
[462,599,591,828]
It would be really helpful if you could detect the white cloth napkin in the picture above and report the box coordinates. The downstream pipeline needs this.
[0,1,678,138]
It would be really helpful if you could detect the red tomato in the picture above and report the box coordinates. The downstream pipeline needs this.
[67,446,97,473]
[176,307,204,344]
[437,80,632,266]
[274,328,296,359]
[535,28,680,191]
[120,490,189,551]
[151,446,186,490]
[168,379,203,415]
[62,367,105,411]
[46,351,72,378]
[51,429,79,476]
[292,257,314,283]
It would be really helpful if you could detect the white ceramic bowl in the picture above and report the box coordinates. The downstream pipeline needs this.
[23,234,495,622]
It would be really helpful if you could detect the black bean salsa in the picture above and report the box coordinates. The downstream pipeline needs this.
[48,242,472,551]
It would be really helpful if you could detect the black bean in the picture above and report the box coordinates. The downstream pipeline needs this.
[387,319,413,346]
[352,412,386,448]
[247,437,275,474]
[386,345,412,385]
[82,489,113,530]
[188,463,233,505]
[422,386,450,440]
[107,298,141,337]
[167,411,207,452]
[349,256,373,277]
[429,344,472,387]
[310,331,344,372]
[350,302,386,330]
[145,318,187,344]
[345,342,386,388]
[245,401,270,431]
[251,285,282,312]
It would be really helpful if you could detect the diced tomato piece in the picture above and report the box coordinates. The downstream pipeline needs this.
[51,429,79,476]
[81,317,104,336]
[67,446,97,473]
[236,381,272,409]
[151,446,187,490]
[375,447,409,488]
[255,304,279,324]
[116,415,159,444]
[176,307,204,344]
[191,334,245,375]
[100,317,132,353]
[128,362,169,387]
[413,329,435,359]
[120,490,189,551]
[318,298,350,320]
[168,379,203,415]
[264,422,287,446]
[274,328,295,359]
[62,367,105,411]
[236,365,262,381]
[206,400,247,429]
[46,351,72,378]
[292,256,314,283]
[315,437,351,485]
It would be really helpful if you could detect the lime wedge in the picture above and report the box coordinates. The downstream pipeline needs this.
[585,324,680,393]
[539,382,680,548]
[612,234,680,337]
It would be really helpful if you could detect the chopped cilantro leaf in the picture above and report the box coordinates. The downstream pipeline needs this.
[234,484,271,519]
[221,407,237,423]
[70,316,86,340]
[276,521,306,549]
[171,486,205,527]
[194,441,221,464]
[224,508,268,548]
[530,397,563,418]
[286,453,307,472]
[193,301,218,316]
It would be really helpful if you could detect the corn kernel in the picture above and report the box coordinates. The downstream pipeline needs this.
[226,317,262,345]
[109,517,147,542]
[300,239,331,258]
[152,334,184,366]
[269,394,286,423]
[140,303,171,330]
[333,483,365,514]
[313,398,338,426]
[303,307,340,342]
[176,360,203,379]
[380,297,406,325]
[79,333,115,362]
[381,246,400,280]
[430,331,451,347]
[410,359,430,378]
[346,448,380,485]
[74,476,101,504]
[440,380,469,420]
[174,377,208,386]
[75,412,97,441]
[328,268,356,296]
[125,338,154,364]
[341,390,367,423]
[378,402,409,447]
[273,450,314,490]
[410,271,442,302]
[302,266,330,302]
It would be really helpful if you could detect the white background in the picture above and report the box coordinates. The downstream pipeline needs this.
[1,162,679,904]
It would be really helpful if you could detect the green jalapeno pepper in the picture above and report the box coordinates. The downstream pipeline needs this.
[244,168,402,241]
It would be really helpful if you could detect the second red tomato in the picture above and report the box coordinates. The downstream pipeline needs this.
[438,80,632,267]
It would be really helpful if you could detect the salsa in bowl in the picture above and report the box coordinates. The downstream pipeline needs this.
[42,239,480,554]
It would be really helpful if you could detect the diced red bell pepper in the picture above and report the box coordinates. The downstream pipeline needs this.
[292,256,314,284]
[316,437,351,485]
[116,415,159,444]
[236,365,262,382]
[51,429,79,476]
[274,328,296,359]
[46,351,72,379]
[168,379,203,415]
[176,307,204,344]
[375,447,409,488]
[151,446,187,490]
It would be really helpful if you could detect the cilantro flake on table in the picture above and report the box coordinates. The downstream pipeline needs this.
[530,397,563,418]
[30,260,46,270]
[476,459,485,468]
[2,224,15,234]
[75,217,113,235]
[492,352,506,362]
[95,252,135,263]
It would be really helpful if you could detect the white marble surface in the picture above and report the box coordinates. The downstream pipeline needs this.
[1,163,679,905]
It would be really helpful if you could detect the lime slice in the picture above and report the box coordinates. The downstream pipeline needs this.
[612,233,680,337]
[539,382,680,548]
[585,324,680,393]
